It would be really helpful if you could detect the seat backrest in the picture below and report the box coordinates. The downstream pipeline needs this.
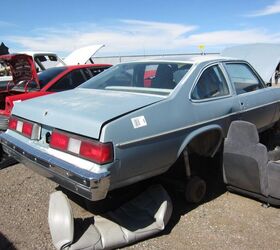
[226,120,259,146]
[224,120,268,196]
[152,64,174,89]
[48,191,74,250]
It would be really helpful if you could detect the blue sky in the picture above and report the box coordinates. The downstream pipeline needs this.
[1,0,280,56]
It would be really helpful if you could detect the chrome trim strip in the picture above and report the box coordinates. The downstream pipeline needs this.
[117,99,279,148]
[236,99,279,113]
[223,61,267,89]
[188,60,266,102]
[189,62,233,102]
[0,133,110,201]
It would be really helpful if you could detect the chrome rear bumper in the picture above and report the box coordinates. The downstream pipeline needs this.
[0,133,110,201]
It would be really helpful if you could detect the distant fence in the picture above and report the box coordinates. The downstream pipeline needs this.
[93,52,219,65]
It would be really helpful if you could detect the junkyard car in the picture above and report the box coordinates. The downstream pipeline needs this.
[0,44,105,86]
[1,56,280,202]
[0,54,111,131]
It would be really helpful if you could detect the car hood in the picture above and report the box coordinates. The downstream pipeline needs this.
[221,43,280,83]
[12,88,164,139]
[63,45,105,65]
[0,54,39,87]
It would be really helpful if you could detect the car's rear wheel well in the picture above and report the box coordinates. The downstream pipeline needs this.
[187,129,222,157]
[187,129,223,174]
[167,128,223,178]
[160,128,225,203]
[162,128,225,203]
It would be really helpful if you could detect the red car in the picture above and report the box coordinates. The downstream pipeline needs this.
[0,54,111,130]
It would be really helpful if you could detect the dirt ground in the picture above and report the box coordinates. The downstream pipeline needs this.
[1,163,280,250]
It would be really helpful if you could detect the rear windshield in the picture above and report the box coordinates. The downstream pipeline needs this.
[80,62,192,95]
[12,66,67,91]
[34,55,65,71]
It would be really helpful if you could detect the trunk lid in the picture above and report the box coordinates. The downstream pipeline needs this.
[12,88,164,139]
[63,45,105,65]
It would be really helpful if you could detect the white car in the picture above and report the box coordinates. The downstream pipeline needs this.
[0,44,105,87]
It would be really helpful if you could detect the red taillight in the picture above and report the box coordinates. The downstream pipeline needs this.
[8,116,41,140]
[80,141,113,164]
[50,130,113,164]
[50,131,69,151]
[8,117,18,130]
[22,122,33,138]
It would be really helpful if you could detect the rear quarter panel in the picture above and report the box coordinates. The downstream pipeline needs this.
[99,63,225,187]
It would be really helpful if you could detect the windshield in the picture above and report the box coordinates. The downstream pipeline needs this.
[34,54,65,71]
[80,62,192,95]
[12,66,67,91]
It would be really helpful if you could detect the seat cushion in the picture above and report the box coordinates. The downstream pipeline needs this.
[69,185,173,250]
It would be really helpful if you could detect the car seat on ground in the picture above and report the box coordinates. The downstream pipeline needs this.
[48,184,173,250]
[223,120,280,206]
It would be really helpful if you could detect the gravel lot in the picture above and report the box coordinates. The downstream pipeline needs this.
[1,163,280,250]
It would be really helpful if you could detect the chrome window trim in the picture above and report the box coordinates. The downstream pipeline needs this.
[189,62,233,103]
[223,61,267,95]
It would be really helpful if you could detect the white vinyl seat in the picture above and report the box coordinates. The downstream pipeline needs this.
[49,185,173,250]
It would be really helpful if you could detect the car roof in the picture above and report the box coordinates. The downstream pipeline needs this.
[62,64,112,70]
[121,55,240,65]
[19,51,59,56]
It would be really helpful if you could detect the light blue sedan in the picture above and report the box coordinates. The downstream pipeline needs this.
[1,56,280,202]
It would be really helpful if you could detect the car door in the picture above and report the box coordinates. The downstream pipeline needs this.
[224,62,278,130]
[190,63,240,132]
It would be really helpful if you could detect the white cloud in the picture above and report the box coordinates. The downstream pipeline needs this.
[121,19,197,37]
[5,20,280,55]
[7,20,197,55]
[247,0,280,17]
[183,29,280,45]
[6,20,197,53]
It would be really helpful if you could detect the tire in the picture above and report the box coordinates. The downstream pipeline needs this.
[185,176,206,203]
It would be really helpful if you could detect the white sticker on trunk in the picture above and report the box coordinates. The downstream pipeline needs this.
[131,116,147,128]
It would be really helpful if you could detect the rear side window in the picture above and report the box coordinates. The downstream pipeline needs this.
[225,63,264,94]
[48,69,86,92]
[38,67,67,88]
[81,68,92,80]
[192,65,229,100]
